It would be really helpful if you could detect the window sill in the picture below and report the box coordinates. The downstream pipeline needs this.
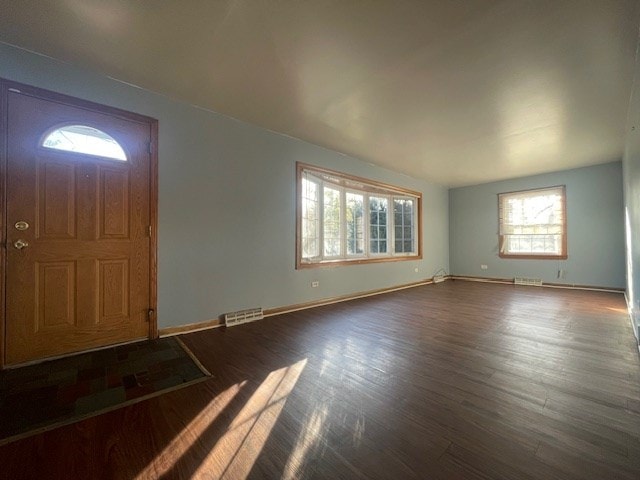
[297,254,422,269]
[498,254,568,260]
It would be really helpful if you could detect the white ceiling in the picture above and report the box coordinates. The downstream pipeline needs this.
[1,1,638,186]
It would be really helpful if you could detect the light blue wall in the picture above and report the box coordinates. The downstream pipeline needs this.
[449,162,625,289]
[622,34,640,341]
[0,43,449,329]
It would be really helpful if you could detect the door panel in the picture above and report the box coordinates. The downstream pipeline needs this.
[98,258,130,321]
[4,89,153,365]
[99,167,130,238]
[36,261,76,329]
[38,161,77,239]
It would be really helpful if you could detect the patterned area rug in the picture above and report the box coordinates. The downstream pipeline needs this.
[0,337,210,445]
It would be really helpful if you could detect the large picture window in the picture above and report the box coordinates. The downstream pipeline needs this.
[297,163,422,267]
[498,186,567,259]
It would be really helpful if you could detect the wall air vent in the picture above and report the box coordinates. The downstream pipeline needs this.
[224,308,264,327]
[514,277,543,286]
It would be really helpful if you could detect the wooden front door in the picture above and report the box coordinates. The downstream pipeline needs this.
[2,82,157,366]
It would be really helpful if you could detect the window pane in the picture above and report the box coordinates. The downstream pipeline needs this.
[393,198,415,253]
[42,125,127,161]
[369,197,388,254]
[323,186,341,256]
[301,178,320,258]
[346,192,364,255]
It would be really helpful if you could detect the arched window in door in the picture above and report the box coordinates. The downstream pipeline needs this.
[42,124,127,161]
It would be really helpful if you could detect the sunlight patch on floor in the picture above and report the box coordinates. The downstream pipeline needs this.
[606,306,629,314]
[282,403,329,479]
[195,358,308,479]
[136,380,247,479]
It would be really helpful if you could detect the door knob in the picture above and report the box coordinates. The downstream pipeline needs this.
[13,239,29,250]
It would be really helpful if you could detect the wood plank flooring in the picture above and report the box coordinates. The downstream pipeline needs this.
[0,280,639,479]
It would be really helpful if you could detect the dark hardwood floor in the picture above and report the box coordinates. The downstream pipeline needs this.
[1,280,639,479]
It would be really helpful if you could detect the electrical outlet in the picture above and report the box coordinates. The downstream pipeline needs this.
[480,264,488,270]
[311,281,319,288]
[414,267,419,273]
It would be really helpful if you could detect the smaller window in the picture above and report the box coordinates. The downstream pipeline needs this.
[498,186,566,259]
[42,125,127,161]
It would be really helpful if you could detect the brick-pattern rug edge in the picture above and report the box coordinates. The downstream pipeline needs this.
[0,337,211,446]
